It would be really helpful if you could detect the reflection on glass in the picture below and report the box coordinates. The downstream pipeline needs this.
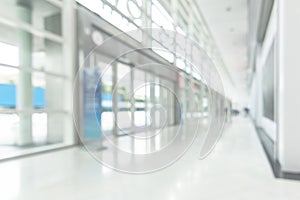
[0,42,19,66]
[117,63,131,133]
[151,0,174,31]
[32,113,47,143]
[0,0,69,158]
[77,0,142,40]
[0,114,19,145]
[134,69,146,128]
[0,67,18,109]
[0,0,62,36]
[96,62,113,133]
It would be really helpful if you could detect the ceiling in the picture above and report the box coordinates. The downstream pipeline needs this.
[196,0,249,104]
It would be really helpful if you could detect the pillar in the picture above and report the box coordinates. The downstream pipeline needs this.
[16,0,33,146]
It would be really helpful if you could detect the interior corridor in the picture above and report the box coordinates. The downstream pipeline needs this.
[1,116,299,200]
[1,0,300,199]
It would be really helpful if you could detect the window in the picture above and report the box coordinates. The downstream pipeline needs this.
[0,0,72,158]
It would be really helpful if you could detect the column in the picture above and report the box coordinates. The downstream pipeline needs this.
[16,0,33,146]
[44,13,63,143]
[112,63,118,136]
[62,0,77,144]
[130,67,135,133]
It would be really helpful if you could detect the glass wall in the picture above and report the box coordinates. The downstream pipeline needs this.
[88,53,179,138]
[0,0,73,159]
[76,0,226,80]
[77,2,212,145]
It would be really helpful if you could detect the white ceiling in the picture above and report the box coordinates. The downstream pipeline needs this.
[196,0,249,104]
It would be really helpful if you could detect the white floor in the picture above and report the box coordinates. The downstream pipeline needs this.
[1,116,300,200]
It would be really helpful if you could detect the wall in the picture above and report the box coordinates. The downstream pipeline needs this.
[250,0,300,174]
[277,0,300,173]
[249,1,277,141]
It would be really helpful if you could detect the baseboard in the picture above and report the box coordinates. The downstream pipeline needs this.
[255,126,300,181]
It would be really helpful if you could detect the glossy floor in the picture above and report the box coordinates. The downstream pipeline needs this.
[1,117,300,200]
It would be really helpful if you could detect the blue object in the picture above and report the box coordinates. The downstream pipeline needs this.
[83,68,102,139]
[0,84,45,108]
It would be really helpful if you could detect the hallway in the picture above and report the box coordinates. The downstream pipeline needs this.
[1,116,300,200]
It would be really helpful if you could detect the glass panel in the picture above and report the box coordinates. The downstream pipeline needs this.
[0,114,19,145]
[176,58,186,70]
[0,0,62,36]
[47,112,71,144]
[0,66,18,109]
[262,42,275,121]
[77,0,142,41]
[95,60,113,134]
[32,72,45,109]
[134,69,146,128]
[117,63,132,133]
[152,40,174,63]
[32,113,47,143]
[0,42,19,66]
[99,65,113,111]
[117,63,131,111]
[0,0,71,159]
[0,23,63,75]
[101,111,113,132]
[151,0,174,31]
[145,73,153,128]
[202,85,209,117]
[163,79,175,125]
[42,73,66,111]
[117,111,132,134]
[33,38,63,75]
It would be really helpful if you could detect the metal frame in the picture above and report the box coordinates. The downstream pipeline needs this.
[76,0,226,79]
[0,16,63,43]
[0,0,77,154]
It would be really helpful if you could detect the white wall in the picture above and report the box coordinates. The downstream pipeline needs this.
[250,3,277,141]
[277,0,300,173]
